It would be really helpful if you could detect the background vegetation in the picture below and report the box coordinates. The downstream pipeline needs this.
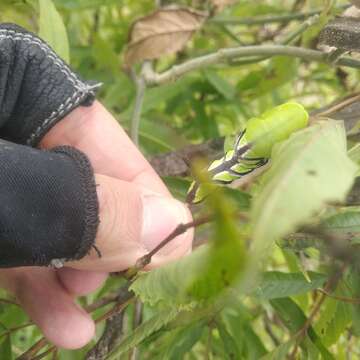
[1,0,360,359]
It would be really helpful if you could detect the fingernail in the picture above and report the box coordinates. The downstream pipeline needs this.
[141,194,190,252]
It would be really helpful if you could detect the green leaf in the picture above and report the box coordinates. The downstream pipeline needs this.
[242,324,268,359]
[163,323,204,360]
[251,271,327,300]
[38,0,70,63]
[54,0,121,10]
[349,143,360,164]
[260,341,293,360]
[222,304,267,359]
[131,189,247,307]
[216,319,240,360]
[204,70,236,100]
[321,208,360,243]
[0,323,12,360]
[251,120,357,257]
[318,299,351,347]
[0,335,12,360]
[237,57,297,98]
[346,266,360,336]
[222,187,252,210]
[106,309,178,359]
[130,245,209,308]
[270,298,334,359]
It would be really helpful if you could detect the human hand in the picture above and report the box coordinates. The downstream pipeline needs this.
[0,101,193,348]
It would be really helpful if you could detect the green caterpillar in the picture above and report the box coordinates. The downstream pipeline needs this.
[187,102,309,204]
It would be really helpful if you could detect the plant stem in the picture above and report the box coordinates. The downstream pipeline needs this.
[17,338,48,360]
[317,289,360,304]
[232,14,320,66]
[289,263,347,359]
[315,92,360,118]
[31,346,57,360]
[0,298,20,307]
[130,74,146,147]
[210,5,348,25]
[143,45,360,86]
[127,214,214,276]
[130,301,143,360]
[280,14,319,45]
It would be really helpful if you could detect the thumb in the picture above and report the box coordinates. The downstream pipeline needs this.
[68,174,193,272]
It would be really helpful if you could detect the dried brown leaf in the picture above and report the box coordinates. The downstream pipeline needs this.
[351,0,360,9]
[125,7,206,67]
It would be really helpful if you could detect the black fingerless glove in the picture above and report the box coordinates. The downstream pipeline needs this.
[0,23,100,146]
[0,140,99,268]
[0,23,101,268]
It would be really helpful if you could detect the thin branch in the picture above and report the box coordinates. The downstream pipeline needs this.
[280,14,319,45]
[130,74,146,146]
[130,301,143,360]
[301,226,357,263]
[210,5,348,26]
[263,315,280,347]
[0,298,20,307]
[127,214,214,277]
[130,61,153,146]
[143,45,360,86]
[315,92,360,118]
[0,322,33,339]
[230,14,319,67]
[289,263,347,359]
[94,287,134,324]
[317,289,360,304]
[84,293,118,313]
[86,313,125,360]
[217,24,245,45]
[17,338,48,360]
[31,346,57,360]
[205,326,212,360]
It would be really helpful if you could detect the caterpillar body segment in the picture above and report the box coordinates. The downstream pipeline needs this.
[242,102,309,158]
[186,102,309,204]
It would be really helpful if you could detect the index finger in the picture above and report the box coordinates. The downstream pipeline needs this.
[40,101,170,196]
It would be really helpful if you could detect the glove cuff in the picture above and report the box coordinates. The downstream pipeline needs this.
[51,146,100,263]
[0,141,99,268]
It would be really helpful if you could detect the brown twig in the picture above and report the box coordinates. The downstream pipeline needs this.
[301,226,356,263]
[0,298,20,307]
[289,263,347,359]
[317,289,360,304]
[314,92,360,118]
[94,288,134,324]
[263,315,280,347]
[31,346,57,360]
[84,293,118,313]
[86,313,125,360]
[0,322,34,339]
[128,214,214,276]
[16,338,48,360]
